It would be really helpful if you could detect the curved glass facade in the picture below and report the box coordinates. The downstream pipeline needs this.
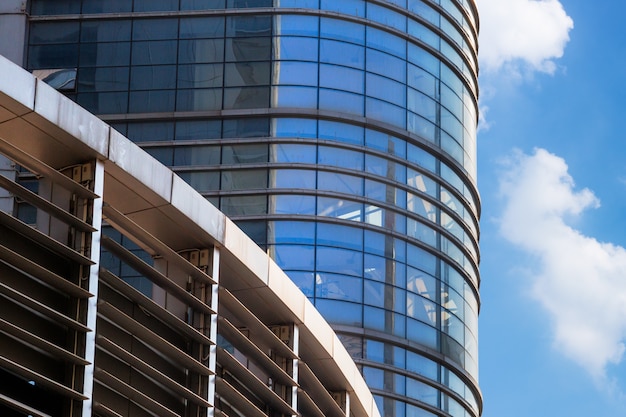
[27,1,481,416]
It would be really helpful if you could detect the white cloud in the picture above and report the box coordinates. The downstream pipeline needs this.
[498,148,626,382]
[478,0,574,74]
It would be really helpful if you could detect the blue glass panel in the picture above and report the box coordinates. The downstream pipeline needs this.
[408,43,439,76]
[316,272,363,302]
[134,0,179,12]
[407,112,436,142]
[178,39,225,63]
[406,244,437,275]
[30,22,79,44]
[178,64,223,88]
[130,65,176,90]
[320,18,365,44]
[77,92,128,114]
[319,89,364,116]
[277,0,319,7]
[406,377,439,407]
[178,171,220,192]
[320,39,365,69]
[224,62,271,86]
[367,4,406,31]
[81,20,131,42]
[272,118,317,138]
[366,27,406,58]
[128,122,174,142]
[366,49,406,82]
[271,169,316,188]
[272,244,315,270]
[316,246,363,276]
[285,271,315,297]
[365,129,406,157]
[274,37,319,61]
[407,143,437,172]
[366,73,406,106]
[406,350,438,379]
[174,146,221,165]
[268,221,315,244]
[318,146,363,170]
[272,86,318,108]
[226,16,272,37]
[221,169,268,190]
[225,37,272,61]
[276,15,319,36]
[31,0,80,14]
[181,0,226,9]
[407,218,438,247]
[129,90,175,113]
[364,280,384,307]
[274,61,318,86]
[82,0,132,12]
[132,19,178,41]
[318,171,363,195]
[78,67,129,92]
[29,45,78,69]
[176,88,222,111]
[317,223,363,250]
[407,20,439,49]
[408,64,437,98]
[270,195,317,215]
[319,120,364,144]
[271,143,316,163]
[132,41,177,65]
[319,64,364,94]
[406,318,437,348]
[366,98,406,128]
[180,17,225,39]
[314,299,362,326]
[175,120,221,140]
[320,0,365,17]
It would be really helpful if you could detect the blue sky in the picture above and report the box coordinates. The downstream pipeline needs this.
[477,0,626,416]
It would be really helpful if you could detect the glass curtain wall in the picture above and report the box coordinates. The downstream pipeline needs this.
[27,1,481,416]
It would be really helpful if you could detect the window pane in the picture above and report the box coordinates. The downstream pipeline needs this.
[268,221,315,244]
[180,17,225,38]
[316,272,363,302]
[221,195,267,215]
[179,39,225,63]
[132,18,178,40]
[221,169,268,190]
[270,195,316,215]
[319,64,364,94]
[132,40,177,65]
[270,169,316,188]
[81,20,131,42]
[130,65,176,90]
[317,223,363,250]
[176,88,222,111]
[225,62,271,86]
[174,146,221,165]
[222,144,268,164]
[318,146,363,170]
[271,143,316,163]
[272,244,315,270]
[320,39,365,69]
[178,64,223,88]
[224,86,270,109]
[274,61,318,86]
[274,36,319,61]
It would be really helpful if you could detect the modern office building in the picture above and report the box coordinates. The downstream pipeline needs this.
[1,1,481,417]
[0,54,379,417]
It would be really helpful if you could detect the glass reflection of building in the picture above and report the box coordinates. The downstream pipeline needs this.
[24,1,481,416]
